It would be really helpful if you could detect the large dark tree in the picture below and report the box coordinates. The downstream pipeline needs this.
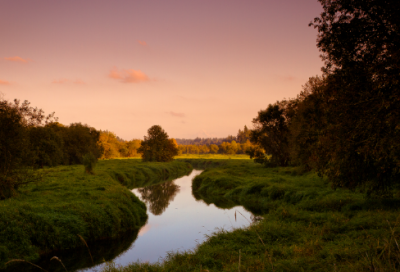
[0,99,57,199]
[288,76,329,171]
[250,100,296,167]
[309,0,400,193]
[138,125,178,162]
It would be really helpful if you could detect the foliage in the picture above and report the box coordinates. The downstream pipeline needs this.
[249,101,295,166]
[28,126,64,167]
[307,0,400,192]
[138,125,178,162]
[0,100,55,199]
[58,123,103,165]
[82,152,98,174]
[97,131,142,159]
[288,76,328,171]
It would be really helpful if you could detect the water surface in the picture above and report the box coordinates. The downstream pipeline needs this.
[83,169,253,271]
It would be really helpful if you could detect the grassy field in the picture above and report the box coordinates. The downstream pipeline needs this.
[101,159,400,272]
[175,154,250,160]
[0,159,192,270]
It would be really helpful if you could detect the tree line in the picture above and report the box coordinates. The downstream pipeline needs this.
[249,0,400,196]
[0,99,103,198]
[177,140,254,155]
[175,125,251,146]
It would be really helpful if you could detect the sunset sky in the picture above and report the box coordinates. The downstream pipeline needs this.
[1,0,324,140]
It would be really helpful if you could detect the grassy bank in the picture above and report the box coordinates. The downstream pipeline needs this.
[101,159,400,272]
[0,159,192,270]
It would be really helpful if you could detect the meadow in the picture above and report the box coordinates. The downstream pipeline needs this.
[101,159,400,272]
[0,159,192,270]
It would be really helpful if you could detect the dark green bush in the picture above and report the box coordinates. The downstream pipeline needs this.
[82,153,97,174]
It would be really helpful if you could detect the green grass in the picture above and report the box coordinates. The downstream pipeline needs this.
[175,154,250,160]
[102,159,400,272]
[0,159,192,269]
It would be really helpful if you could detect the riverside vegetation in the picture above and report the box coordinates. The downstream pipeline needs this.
[0,159,192,270]
[100,159,400,272]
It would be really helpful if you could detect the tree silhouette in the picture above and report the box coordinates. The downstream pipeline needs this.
[138,125,178,162]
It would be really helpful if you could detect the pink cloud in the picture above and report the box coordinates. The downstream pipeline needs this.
[167,111,185,118]
[277,75,297,82]
[109,67,150,83]
[138,224,151,236]
[138,40,147,46]
[0,80,11,85]
[4,56,31,63]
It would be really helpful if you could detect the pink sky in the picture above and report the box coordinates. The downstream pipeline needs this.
[0,0,323,140]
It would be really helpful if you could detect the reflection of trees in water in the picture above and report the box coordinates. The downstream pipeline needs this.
[138,181,180,215]
[3,229,139,272]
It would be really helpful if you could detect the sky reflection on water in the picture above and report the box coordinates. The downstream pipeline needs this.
[83,170,253,271]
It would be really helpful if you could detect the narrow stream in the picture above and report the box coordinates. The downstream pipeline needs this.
[4,170,254,272]
[82,170,254,271]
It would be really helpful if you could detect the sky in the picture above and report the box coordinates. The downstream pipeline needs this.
[0,0,324,140]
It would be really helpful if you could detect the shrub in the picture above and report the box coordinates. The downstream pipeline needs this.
[82,153,97,174]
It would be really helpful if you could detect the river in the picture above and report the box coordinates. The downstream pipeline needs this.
[6,169,254,272]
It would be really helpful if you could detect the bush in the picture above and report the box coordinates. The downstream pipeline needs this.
[83,153,97,174]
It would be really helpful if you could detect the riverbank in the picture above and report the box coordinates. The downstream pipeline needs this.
[0,159,192,270]
[101,159,400,272]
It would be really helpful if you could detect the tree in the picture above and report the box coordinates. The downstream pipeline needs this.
[250,100,296,166]
[288,76,328,171]
[137,125,178,162]
[0,99,57,199]
[309,0,400,193]
[60,123,102,164]
[28,126,64,167]
[209,144,219,154]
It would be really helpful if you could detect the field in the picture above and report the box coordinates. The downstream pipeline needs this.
[175,154,250,160]
[0,159,192,270]
[102,159,400,272]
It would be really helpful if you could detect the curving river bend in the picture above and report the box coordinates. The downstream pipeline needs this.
[6,170,254,272]
[82,169,254,271]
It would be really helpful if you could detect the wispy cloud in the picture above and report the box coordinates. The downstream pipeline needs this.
[167,111,185,118]
[138,40,147,46]
[108,67,150,83]
[277,75,297,82]
[4,56,31,63]
[52,78,86,85]
[0,80,11,85]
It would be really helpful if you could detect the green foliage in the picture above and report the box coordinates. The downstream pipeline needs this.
[57,123,103,165]
[0,100,55,199]
[288,76,328,171]
[249,101,296,166]
[97,131,142,159]
[304,0,400,192]
[138,125,178,162]
[28,126,64,167]
[82,152,98,174]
